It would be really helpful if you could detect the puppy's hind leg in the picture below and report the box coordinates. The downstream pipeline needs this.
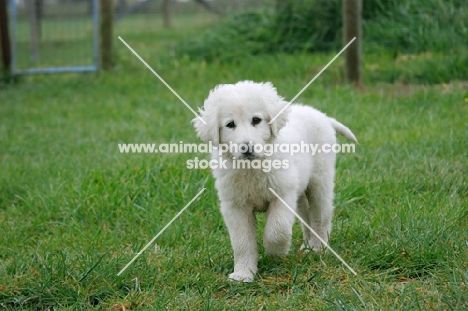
[263,194,296,256]
[306,177,335,252]
[296,193,312,251]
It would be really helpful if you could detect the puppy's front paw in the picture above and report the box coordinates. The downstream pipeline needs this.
[299,243,311,254]
[300,237,327,253]
[228,271,255,283]
[264,241,290,256]
[263,227,292,256]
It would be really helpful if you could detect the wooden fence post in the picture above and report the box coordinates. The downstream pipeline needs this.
[0,0,12,77]
[100,0,114,70]
[343,0,362,87]
[162,0,171,28]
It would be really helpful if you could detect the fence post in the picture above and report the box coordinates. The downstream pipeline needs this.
[100,0,114,70]
[0,0,11,78]
[162,0,171,28]
[343,0,362,87]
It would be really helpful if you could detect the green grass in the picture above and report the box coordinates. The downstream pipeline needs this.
[1,14,468,310]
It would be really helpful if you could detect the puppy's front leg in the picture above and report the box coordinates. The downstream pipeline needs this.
[221,203,257,282]
[264,195,296,256]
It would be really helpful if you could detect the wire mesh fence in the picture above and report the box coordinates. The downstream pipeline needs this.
[8,0,266,74]
[10,0,98,74]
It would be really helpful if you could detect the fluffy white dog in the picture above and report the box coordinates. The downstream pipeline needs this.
[193,81,357,282]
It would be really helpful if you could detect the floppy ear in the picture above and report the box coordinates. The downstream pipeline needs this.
[259,82,290,139]
[268,101,290,138]
[192,106,219,146]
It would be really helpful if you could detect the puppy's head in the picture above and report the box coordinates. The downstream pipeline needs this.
[192,81,290,159]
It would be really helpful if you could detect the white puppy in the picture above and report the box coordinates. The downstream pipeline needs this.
[193,81,357,282]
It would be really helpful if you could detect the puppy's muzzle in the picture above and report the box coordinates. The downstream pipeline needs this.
[239,142,256,159]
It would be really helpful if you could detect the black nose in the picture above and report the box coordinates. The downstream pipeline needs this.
[240,143,253,156]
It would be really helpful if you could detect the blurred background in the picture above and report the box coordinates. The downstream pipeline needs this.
[0,1,467,309]
[3,0,467,81]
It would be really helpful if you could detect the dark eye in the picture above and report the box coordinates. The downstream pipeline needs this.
[252,117,262,125]
[226,121,236,128]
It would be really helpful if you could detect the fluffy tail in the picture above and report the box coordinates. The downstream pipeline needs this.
[328,118,358,143]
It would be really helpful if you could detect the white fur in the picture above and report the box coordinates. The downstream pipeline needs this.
[193,81,357,282]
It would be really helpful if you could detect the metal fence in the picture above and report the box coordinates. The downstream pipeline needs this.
[9,0,99,74]
[7,0,266,75]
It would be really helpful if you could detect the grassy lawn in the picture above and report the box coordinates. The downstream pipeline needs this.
[1,14,467,310]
